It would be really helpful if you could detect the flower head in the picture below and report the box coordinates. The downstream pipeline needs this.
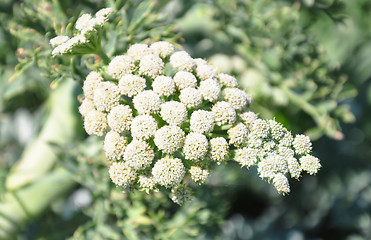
[124,139,154,170]
[108,55,135,79]
[118,74,146,97]
[131,115,158,140]
[150,41,175,58]
[183,132,208,161]
[152,157,186,188]
[170,51,195,72]
[160,101,187,126]
[109,162,137,189]
[133,90,162,115]
[76,41,321,202]
[139,54,164,78]
[104,131,127,161]
[154,125,185,154]
[152,76,175,97]
[190,110,215,134]
[107,105,133,133]
[173,71,197,90]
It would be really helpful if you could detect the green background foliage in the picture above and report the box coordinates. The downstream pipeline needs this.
[0,0,370,239]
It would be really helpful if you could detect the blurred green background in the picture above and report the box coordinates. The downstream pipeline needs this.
[0,0,370,239]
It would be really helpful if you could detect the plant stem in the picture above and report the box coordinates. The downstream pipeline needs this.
[96,48,110,65]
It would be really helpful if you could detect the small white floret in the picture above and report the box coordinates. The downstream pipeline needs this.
[93,81,120,112]
[108,55,135,79]
[152,157,186,188]
[107,105,133,133]
[183,133,208,161]
[152,76,175,97]
[133,90,162,115]
[160,101,187,126]
[218,73,238,87]
[173,71,197,90]
[139,54,164,78]
[127,43,152,61]
[154,125,185,154]
[84,109,107,136]
[170,51,195,72]
[190,110,215,134]
[199,79,221,102]
[150,41,175,58]
[179,88,202,108]
[131,115,158,140]
[211,101,236,126]
[124,139,154,170]
[104,131,127,161]
[118,74,146,97]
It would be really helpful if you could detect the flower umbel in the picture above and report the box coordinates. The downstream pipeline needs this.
[78,41,321,204]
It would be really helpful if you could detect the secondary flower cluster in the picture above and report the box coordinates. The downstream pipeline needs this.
[50,8,114,55]
[78,41,321,204]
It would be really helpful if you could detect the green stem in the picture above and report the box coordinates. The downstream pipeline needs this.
[96,48,110,65]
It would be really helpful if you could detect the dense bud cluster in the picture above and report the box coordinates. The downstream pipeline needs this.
[78,41,321,204]
[51,8,114,55]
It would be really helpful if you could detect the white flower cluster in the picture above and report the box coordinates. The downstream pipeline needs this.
[50,8,114,55]
[234,118,321,194]
[78,41,321,203]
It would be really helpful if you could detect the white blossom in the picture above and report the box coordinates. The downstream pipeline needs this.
[170,51,195,72]
[287,157,301,179]
[234,147,258,168]
[124,139,154,170]
[190,110,215,134]
[179,88,202,108]
[239,111,258,127]
[79,98,95,117]
[150,41,175,58]
[50,36,69,47]
[108,55,135,79]
[211,101,236,126]
[173,71,197,90]
[76,14,92,31]
[127,43,152,61]
[83,71,103,100]
[84,109,107,136]
[196,64,217,80]
[272,173,290,194]
[218,73,238,87]
[223,87,251,110]
[293,134,312,155]
[93,82,120,112]
[250,119,270,139]
[152,76,175,97]
[133,90,162,115]
[96,8,115,17]
[109,162,137,188]
[107,105,133,133]
[189,166,209,184]
[209,137,229,164]
[152,157,186,188]
[104,131,127,161]
[154,125,185,154]
[131,115,158,140]
[299,155,321,175]
[183,132,208,161]
[139,54,164,78]
[199,79,221,102]
[160,101,187,126]
[118,74,146,97]
[228,123,248,147]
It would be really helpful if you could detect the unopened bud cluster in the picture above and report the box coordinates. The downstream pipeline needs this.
[50,8,114,55]
[78,41,321,204]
